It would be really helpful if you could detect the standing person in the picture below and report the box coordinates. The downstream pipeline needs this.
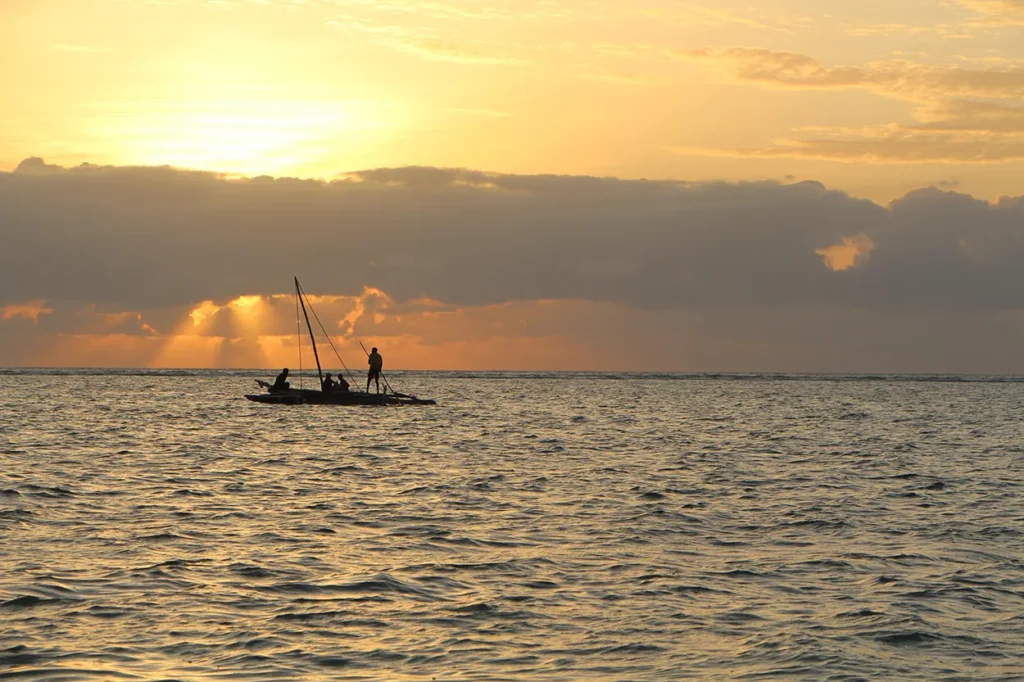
[367,347,383,394]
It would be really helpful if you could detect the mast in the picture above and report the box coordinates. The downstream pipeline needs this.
[295,276,323,386]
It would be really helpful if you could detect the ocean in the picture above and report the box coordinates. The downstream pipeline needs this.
[1,370,1023,681]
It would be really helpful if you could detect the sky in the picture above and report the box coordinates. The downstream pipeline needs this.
[2,0,1024,371]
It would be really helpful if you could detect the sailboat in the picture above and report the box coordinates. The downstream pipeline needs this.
[244,277,437,406]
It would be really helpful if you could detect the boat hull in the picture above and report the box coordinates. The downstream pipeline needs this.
[245,389,435,406]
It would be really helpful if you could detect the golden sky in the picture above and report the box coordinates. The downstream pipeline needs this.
[3,0,1024,371]
[4,0,1024,202]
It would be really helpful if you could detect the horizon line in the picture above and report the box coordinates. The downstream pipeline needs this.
[3,366,1024,378]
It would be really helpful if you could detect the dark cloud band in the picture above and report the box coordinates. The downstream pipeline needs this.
[2,159,1023,313]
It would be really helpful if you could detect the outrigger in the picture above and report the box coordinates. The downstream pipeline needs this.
[245,278,436,406]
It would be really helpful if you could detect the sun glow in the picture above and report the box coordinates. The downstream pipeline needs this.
[228,295,266,337]
[92,100,396,176]
[230,295,262,311]
[189,301,220,329]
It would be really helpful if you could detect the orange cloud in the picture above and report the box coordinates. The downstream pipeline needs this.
[93,310,159,335]
[1,300,54,324]
[338,286,393,336]
[188,301,221,329]
[958,0,1024,24]
[675,48,1024,163]
[6,292,630,369]
[816,233,876,271]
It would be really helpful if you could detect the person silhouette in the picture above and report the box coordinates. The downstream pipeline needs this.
[272,368,290,393]
[367,347,383,394]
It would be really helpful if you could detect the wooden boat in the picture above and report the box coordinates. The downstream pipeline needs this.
[246,388,435,406]
[244,277,437,407]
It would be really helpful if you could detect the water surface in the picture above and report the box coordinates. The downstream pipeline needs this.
[2,371,1023,680]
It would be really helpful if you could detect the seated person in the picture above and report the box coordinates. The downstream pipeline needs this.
[271,368,290,393]
[322,373,337,393]
[336,373,350,392]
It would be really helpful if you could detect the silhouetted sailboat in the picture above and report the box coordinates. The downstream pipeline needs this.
[245,277,436,406]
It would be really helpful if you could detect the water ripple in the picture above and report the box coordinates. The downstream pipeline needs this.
[1,372,1023,680]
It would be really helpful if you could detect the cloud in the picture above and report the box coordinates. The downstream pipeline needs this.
[677,128,1024,164]
[3,161,1024,370]
[641,4,812,32]
[1,301,53,324]
[4,159,1024,314]
[14,157,67,175]
[957,0,1024,24]
[842,22,976,39]
[383,37,526,64]
[52,44,108,53]
[581,72,672,86]
[328,15,525,65]
[129,0,319,7]
[331,0,517,22]
[677,48,1024,99]
[912,98,1024,132]
[676,48,1024,163]
[816,234,876,271]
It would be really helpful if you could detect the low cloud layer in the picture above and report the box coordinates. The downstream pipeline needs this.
[2,159,1024,371]
[4,158,1024,310]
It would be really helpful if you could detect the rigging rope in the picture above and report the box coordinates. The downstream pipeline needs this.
[295,288,303,390]
[296,281,359,389]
